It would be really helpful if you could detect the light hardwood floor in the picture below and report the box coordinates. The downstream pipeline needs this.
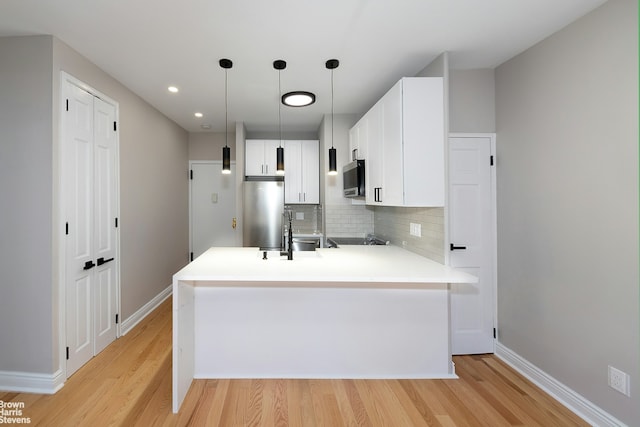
[0,298,589,426]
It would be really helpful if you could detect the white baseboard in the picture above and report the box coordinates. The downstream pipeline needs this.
[0,369,64,394]
[495,342,627,427]
[120,284,172,336]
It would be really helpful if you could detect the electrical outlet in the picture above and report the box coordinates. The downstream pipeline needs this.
[608,365,631,396]
[410,222,422,237]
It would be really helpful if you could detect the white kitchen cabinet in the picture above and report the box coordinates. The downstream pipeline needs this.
[364,77,445,207]
[348,118,367,162]
[245,139,281,176]
[284,140,319,204]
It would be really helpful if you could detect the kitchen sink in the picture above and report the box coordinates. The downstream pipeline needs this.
[326,235,389,248]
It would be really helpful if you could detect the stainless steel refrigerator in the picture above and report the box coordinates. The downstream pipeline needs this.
[243,180,284,250]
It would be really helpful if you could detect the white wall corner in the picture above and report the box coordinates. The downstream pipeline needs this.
[495,342,628,427]
[0,369,64,394]
[120,284,172,336]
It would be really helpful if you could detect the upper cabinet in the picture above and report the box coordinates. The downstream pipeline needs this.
[284,140,319,204]
[245,139,281,176]
[352,77,444,207]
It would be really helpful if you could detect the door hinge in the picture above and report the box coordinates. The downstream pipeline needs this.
[113,121,117,132]
[115,217,118,228]
[490,155,495,166]
[493,327,497,339]
[115,314,119,324]
[190,170,193,180]
[190,252,194,262]
[65,99,69,111]
[65,222,69,235]
[66,347,69,360]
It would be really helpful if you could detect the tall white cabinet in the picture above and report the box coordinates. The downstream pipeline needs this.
[284,140,319,204]
[352,77,445,207]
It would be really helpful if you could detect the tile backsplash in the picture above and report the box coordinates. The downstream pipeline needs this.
[285,204,322,233]
[324,203,374,238]
[321,203,445,263]
[373,206,445,263]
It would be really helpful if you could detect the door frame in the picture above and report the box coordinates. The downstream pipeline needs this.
[188,160,238,259]
[447,132,497,351]
[58,71,121,379]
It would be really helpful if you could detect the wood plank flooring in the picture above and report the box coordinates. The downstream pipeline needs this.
[0,298,589,426]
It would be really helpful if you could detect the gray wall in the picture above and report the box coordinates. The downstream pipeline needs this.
[0,35,189,376]
[449,69,495,133]
[189,132,235,161]
[53,37,189,324]
[0,36,55,374]
[495,0,639,424]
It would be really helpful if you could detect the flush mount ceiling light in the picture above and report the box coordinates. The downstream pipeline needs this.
[194,112,203,118]
[168,86,179,93]
[219,58,233,174]
[282,91,316,107]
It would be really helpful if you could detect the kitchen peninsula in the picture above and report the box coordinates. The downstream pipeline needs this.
[172,245,477,412]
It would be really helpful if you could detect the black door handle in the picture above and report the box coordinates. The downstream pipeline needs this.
[450,243,467,251]
[97,257,114,266]
[83,260,96,270]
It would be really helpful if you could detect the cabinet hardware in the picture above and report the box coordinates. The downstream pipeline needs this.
[97,257,114,266]
[450,243,467,251]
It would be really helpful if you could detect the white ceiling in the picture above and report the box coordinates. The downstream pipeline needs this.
[0,0,607,133]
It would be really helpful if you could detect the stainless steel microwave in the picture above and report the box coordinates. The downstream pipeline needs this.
[343,160,365,198]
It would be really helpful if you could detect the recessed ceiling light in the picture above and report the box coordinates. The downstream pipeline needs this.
[282,91,316,107]
[168,86,179,93]
[194,112,203,118]
[201,124,212,130]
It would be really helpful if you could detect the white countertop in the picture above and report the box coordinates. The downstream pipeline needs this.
[174,245,477,284]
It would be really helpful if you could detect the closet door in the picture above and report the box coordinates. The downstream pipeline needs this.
[63,78,119,377]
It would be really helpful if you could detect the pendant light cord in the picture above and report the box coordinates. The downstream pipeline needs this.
[278,69,282,147]
[331,67,335,149]
[224,67,228,148]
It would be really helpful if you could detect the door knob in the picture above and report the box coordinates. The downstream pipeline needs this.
[232,217,237,229]
[97,257,114,266]
[450,243,467,251]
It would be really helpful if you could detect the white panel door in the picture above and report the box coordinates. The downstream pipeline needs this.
[190,161,238,259]
[92,97,118,355]
[64,83,95,376]
[63,77,119,377]
[449,135,495,355]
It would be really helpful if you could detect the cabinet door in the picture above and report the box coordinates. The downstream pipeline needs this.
[264,140,281,176]
[284,140,302,203]
[300,140,319,204]
[402,77,444,206]
[245,139,266,176]
[365,102,382,205]
[380,80,403,206]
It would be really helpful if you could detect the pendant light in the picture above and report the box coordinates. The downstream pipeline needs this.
[219,58,233,174]
[274,60,286,175]
[326,59,339,175]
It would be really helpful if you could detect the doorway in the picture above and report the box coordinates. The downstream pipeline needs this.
[448,133,496,355]
[189,161,238,260]
[61,73,120,377]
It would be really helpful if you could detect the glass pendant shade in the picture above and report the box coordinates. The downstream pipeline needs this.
[276,146,285,175]
[222,146,231,174]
